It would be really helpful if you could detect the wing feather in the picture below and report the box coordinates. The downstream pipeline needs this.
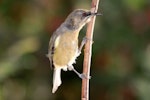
[47,31,61,69]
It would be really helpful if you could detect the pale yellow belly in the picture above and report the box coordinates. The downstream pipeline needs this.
[53,33,78,67]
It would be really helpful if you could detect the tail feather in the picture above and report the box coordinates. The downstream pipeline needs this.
[52,68,62,93]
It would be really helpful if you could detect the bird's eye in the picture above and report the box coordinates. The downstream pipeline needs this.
[82,12,87,17]
[82,12,91,17]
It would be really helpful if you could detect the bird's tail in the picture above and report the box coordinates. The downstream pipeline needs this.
[52,68,62,93]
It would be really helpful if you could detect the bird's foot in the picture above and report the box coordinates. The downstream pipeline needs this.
[78,73,91,79]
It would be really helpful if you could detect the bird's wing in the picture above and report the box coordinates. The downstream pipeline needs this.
[47,31,60,69]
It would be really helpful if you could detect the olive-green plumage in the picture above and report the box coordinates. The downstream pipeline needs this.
[53,31,79,66]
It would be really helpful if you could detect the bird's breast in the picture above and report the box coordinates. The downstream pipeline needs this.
[53,31,79,67]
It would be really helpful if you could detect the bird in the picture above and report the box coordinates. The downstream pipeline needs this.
[47,9,101,93]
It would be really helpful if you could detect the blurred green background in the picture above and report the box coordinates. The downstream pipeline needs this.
[0,0,150,100]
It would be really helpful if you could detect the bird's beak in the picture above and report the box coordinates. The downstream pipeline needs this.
[84,12,102,17]
[91,12,103,16]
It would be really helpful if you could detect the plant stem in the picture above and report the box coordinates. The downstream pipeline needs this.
[81,0,100,100]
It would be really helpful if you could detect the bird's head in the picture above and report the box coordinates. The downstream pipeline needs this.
[64,9,102,30]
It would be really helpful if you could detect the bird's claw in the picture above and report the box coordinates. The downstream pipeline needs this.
[83,36,93,43]
[79,73,91,79]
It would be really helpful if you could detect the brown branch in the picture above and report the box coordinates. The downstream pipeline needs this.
[81,0,100,100]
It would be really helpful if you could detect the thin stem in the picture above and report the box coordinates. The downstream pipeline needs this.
[81,0,100,100]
